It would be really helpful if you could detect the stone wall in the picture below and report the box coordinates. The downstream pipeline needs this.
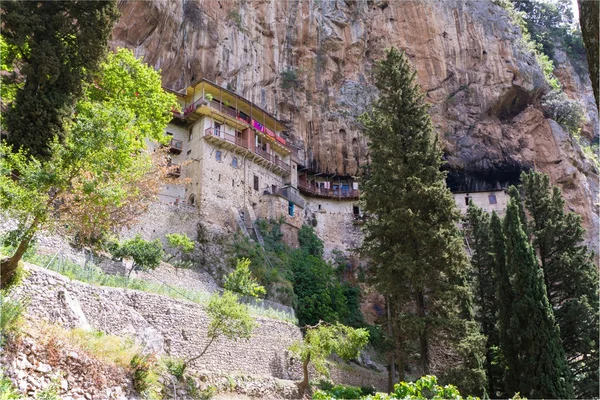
[12,264,387,391]
[453,190,510,216]
[303,198,363,258]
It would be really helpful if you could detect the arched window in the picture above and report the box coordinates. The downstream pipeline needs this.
[188,194,196,207]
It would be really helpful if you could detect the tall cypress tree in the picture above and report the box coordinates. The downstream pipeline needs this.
[2,0,120,159]
[489,211,520,396]
[465,204,503,398]
[520,171,599,398]
[360,48,484,393]
[503,197,573,399]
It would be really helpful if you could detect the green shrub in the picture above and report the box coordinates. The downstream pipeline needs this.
[198,385,217,400]
[0,372,20,400]
[163,357,186,380]
[0,292,24,345]
[165,233,195,264]
[224,258,266,298]
[329,384,363,399]
[110,235,164,277]
[130,353,162,399]
[280,69,299,89]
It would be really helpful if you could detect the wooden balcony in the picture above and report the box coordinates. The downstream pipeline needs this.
[298,181,360,200]
[204,128,291,176]
[169,138,183,154]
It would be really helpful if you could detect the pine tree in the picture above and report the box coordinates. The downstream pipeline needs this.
[360,48,484,393]
[520,171,599,398]
[503,197,573,399]
[465,204,503,398]
[489,211,520,396]
[2,0,120,159]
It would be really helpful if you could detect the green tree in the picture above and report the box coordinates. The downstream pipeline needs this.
[298,225,324,257]
[502,196,573,399]
[520,171,598,398]
[359,47,484,390]
[0,49,179,287]
[164,233,195,263]
[291,253,348,327]
[1,0,120,159]
[540,90,585,134]
[224,258,266,298]
[184,291,256,371]
[465,204,503,398]
[489,212,520,396]
[110,235,164,278]
[289,322,369,396]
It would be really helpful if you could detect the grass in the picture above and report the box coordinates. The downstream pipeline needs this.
[0,372,20,400]
[0,291,25,345]
[20,250,298,324]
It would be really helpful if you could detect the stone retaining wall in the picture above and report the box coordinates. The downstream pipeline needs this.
[12,264,387,391]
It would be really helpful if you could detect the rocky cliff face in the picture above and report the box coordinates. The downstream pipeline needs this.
[112,0,598,244]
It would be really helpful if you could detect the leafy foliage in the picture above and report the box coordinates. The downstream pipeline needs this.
[289,322,369,396]
[359,47,484,391]
[1,0,120,159]
[110,235,164,277]
[130,353,162,399]
[224,258,266,298]
[280,69,299,89]
[313,375,486,400]
[164,233,195,266]
[541,90,585,134]
[0,372,20,400]
[0,48,178,287]
[0,292,24,345]
[229,221,366,329]
[185,291,257,369]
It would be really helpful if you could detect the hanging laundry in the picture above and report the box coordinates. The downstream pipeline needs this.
[252,120,265,132]
[265,127,275,137]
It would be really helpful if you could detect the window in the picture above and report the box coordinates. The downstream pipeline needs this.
[318,204,322,210]
[488,194,497,205]
[214,123,222,136]
[232,157,238,168]
[216,150,222,161]
[465,196,472,206]
[353,205,360,216]
[188,127,193,141]
[188,194,196,206]
[253,175,259,191]
[288,201,295,217]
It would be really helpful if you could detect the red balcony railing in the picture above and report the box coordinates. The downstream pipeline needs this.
[297,181,359,199]
[204,128,290,173]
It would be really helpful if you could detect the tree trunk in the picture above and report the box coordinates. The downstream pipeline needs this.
[1,217,40,288]
[416,290,430,375]
[298,352,311,397]
[386,297,396,393]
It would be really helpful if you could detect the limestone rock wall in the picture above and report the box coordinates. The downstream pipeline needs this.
[113,0,598,246]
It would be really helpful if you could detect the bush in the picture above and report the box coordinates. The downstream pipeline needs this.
[110,235,164,277]
[165,233,195,265]
[164,357,186,380]
[130,353,162,399]
[0,292,24,345]
[0,372,20,400]
[541,90,585,133]
[224,258,266,298]
[280,69,299,89]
